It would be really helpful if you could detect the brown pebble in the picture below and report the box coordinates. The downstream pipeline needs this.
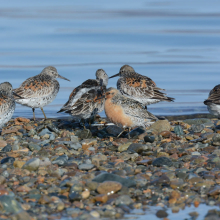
[95,194,108,203]
[97,181,122,195]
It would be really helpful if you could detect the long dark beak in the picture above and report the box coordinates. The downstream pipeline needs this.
[109,73,120,79]
[13,91,23,99]
[58,74,70,81]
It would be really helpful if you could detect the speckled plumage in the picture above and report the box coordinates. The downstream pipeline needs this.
[109,65,174,106]
[58,69,108,121]
[204,84,220,116]
[0,82,16,128]
[13,66,70,120]
[104,87,157,129]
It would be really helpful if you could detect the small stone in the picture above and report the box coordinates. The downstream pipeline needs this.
[152,157,173,167]
[144,135,155,143]
[95,194,108,203]
[106,125,123,136]
[0,176,6,184]
[52,155,68,166]
[28,143,41,151]
[90,211,100,218]
[127,143,148,153]
[150,120,171,133]
[97,181,122,195]
[22,158,40,171]
[115,195,133,206]
[1,145,12,152]
[156,210,168,218]
[13,161,26,168]
[118,142,132,152]
[1,157,15,164]
[212,134,220,146]
[70,143,82,150]
[93,173,136,188]
[76,129,92,139]
[78,164,95,170]
[39,195,51,204]
[11,211,32,220]
[82,190,90,199]
[0,140,7,148]
[208,185,220,196]
[0,195,22,213]
[81,139,97,150]
[174,125,184,136]
[69,192,82,202]
[191,124,205,133]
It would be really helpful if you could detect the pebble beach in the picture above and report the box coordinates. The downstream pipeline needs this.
[0,115,220,220]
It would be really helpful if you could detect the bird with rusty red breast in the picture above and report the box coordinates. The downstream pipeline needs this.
[109,65,174,106]
[104,87,157,137]
[13,66,70,121]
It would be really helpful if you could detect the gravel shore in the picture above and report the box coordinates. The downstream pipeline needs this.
[0,116,220,220]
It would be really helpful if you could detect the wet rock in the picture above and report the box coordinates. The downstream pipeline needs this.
[1,145,12,152]
[191,124,205,133]
[0,140,7,148]
[70,143,82,150]
[93,173,136,188]
[150,120,171,133]
[115,195,133,206]
[0,195,23,213]
[118,142,132,152]
[152,157,173,167]
[97,181,122,194]
[106,125,123,136]
[208,185,220,196]
[184,118,213,126]
[47,124,60,134]
[174,125,184,136]
[156,210,168,218]
[22,158,40,171]
[78,163,95,170]
[1,157,15,164]
[52,155,68,166]
[212,134,220,146]
[127,127,146,138]
[127,143,148,154]
[144,135,155,143]
[28,143,41,151]
[69,192,82,202]
[76,129,92,139]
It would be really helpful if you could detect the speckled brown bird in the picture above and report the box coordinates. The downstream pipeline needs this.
[204,84,220,117]
[109,65,174,106]
[58,69,108,123]
[13,66,70,120]
[104,87,157,137]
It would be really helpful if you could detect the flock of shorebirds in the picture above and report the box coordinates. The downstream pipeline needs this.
[0,64,219,136]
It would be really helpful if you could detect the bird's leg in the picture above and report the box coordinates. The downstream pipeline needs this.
[40,107,47,120]
[128,127,131,139]
[32,108,35,121]
[117,128,126,138]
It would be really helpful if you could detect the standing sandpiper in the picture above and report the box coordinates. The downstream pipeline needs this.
[109,65,174,106]
[14,66,70,121]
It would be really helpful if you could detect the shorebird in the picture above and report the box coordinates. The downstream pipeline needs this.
[104,87,158,137]
[204,84,220,117]
[109,65,174,106]
[58,69,108,125]
[0,82,21,128]
[13,66,70,121]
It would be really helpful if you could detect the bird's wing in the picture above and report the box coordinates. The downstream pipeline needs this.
[120,97,158,120]
[60,87,105,115]
[204,84,220,105]
[0,94,12,115]
[118,73,174,102]
[13,75,58,99]
[59,79,100,112]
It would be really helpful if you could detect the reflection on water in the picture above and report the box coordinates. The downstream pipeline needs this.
[1,0,220,118]
[127,204,220,220]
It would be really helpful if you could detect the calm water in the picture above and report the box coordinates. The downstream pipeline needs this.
[1,0,220,118]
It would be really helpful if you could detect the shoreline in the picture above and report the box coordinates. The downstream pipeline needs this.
[0,116,219,219]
